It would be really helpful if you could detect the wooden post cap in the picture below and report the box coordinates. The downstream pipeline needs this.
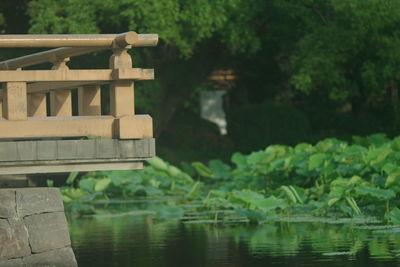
[114,32,138,48]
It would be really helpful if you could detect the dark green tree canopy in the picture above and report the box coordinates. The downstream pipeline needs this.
[1,0,400,155]
[288,0,400,104]
[27,0,264,56]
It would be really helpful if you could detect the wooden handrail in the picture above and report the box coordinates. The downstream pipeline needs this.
[0,33,158,70]
[0,32,158,47]
[0,32,157,140]
[0,68,154,99]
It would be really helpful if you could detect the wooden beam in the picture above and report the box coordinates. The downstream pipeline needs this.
[28,93,47,117]
[0,68,153,82]
[110,81,135,117]
[0,33,158,70]
[0,115,153,139]
[2,82,27,120]
[0,116,114,139]
[0,70,152,99]
[24,68,155,94]
[0,32,143,47]
[27,81,105,94]
[116,115,153,139]
[112,68,155,80]
[78,85,101,116]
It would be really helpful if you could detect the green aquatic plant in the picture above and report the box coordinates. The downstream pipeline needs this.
[61,133,400,224]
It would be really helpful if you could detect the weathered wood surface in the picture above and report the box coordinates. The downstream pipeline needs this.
[0,33,158,70]
[0,115,152,139]
[27,81,104,94]
[0,32,158,48]
[0,68,153,82]
[2,82,27,120]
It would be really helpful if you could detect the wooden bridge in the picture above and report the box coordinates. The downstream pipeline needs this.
[0,32,157,176]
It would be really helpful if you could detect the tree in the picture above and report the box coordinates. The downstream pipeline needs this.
[26,0,266,137]
[3,0,400,157]
[287,0,400,123]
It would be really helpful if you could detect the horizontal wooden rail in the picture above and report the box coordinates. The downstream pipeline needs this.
[0,115,153,139]
[0,32,158,47]
[0,33,158,70]
[27,81,105,94]
[26,68,154,93]
[0,68,154,82]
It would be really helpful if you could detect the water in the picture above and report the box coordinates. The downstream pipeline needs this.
[67,206,400,267]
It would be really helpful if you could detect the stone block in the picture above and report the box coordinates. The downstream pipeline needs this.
[135,139,146,158]
[0,218,30,259]
[23,247,77,267]
[142,138,150,157]
[37,141,57,160]
[0,189,16,218]
[146,138,156,157]
[16,141,37,161]
[0,258,24,267]
[24,212,71,253]
[149,138,156,157]
[119,140,134,158]
[95,138,117,159]
[76,139,96,159]
[16,188,64,217]
[0,142,18,162]
[57,140,78,160]
[119,138,155,158]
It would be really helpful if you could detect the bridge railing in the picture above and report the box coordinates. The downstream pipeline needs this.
[0,31,157,140]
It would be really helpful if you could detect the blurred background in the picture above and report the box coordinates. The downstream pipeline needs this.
[1,0,399,164]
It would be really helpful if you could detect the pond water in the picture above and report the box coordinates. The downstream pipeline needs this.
[67,205,400,267]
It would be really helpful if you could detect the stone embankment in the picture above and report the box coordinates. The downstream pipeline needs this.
[0,188,77,266]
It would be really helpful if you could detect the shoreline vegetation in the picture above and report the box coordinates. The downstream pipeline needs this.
[61,133,400,225]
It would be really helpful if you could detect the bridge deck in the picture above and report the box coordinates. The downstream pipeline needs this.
[0,138,155,175]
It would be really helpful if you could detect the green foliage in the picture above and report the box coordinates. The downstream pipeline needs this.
[61,157,196,203]
[286,0,400,105]
[62,133,400,224]
[385,208,400,225]
[27,0,262,56]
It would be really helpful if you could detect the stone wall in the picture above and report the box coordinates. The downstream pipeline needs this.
[0,188,77,267]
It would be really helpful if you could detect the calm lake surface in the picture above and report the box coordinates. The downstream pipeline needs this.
[67,204,400,267]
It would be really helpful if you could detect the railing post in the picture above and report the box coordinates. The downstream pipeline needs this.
[78,85,101,116]
[109,47,134,117]
[2,80,27,120]
[50,58,72,116]
[28,93,47,117]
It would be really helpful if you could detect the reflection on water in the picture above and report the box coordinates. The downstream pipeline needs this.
[68,207,400,267]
